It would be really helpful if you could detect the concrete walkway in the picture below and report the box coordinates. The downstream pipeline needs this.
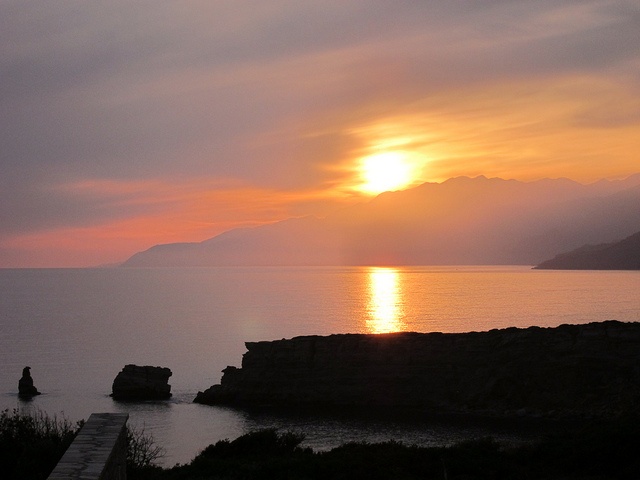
[48,412,129,480]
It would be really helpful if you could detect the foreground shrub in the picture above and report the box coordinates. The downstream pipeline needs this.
[0,409,165,480]
[136,419,640,480]
[0,408,80,480]
[127,423,166,469]
[6,409,639,480]
[187,429,312,479]
[129,429,313,480]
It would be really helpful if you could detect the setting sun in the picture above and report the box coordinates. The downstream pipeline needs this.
[359,152,415,194]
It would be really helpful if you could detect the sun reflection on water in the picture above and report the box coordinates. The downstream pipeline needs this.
[366,267,406,333]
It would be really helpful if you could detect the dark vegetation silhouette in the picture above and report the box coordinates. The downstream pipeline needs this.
[3,409,639,479]
[0,409,163,480]
[129,421,640,480]
[0,409,77,480]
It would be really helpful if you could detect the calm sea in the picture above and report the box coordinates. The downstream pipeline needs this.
[1,266,638,465]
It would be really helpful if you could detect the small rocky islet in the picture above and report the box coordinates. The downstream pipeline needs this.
[194,320,640,419]
[18,366,41,398]
[111,364,172,401]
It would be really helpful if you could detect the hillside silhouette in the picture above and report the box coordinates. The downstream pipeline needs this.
[122,174,640,267]
[535,230,640,270]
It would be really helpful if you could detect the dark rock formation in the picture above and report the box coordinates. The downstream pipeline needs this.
[18,366,40,397]
[534,231,640,269]
[194,321,640,418]
[111,365,172,400]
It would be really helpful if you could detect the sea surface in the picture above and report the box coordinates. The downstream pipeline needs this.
[1,266,638,465]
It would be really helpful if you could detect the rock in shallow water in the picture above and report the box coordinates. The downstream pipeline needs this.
[111,364,172,401]
[18,366,41,398]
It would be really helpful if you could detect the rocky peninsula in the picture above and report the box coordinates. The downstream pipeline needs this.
[195,321,640,418]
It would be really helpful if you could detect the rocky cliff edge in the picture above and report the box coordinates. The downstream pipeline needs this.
[194,321,640,418]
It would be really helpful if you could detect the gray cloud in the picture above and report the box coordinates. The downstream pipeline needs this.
[1,0,638,251]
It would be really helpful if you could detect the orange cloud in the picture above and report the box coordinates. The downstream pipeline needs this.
[0,178,356,267]
[3,2,638,267]
[327,75,640,188]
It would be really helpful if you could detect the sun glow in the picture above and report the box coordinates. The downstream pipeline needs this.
[359,151,415,194]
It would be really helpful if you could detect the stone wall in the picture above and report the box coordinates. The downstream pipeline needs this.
[48,413,129,480]
[195,321,640,418]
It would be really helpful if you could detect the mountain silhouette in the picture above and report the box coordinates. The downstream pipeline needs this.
[122,174,640,267]
[534,231,640,270]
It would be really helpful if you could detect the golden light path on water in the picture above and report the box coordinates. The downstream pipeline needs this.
[366,267,407,333]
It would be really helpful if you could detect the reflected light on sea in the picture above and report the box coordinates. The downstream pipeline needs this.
[366,267,406,333]
[1,266,638,464]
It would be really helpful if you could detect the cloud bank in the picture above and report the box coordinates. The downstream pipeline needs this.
[1,0,639,266]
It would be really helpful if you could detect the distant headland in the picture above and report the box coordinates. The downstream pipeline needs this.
[195,321,640,419]
[534,231,640,270]
[122,175,640,267]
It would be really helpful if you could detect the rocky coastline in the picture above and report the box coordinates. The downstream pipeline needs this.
[195,321,640,419]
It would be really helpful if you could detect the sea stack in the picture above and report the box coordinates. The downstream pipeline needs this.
[111,364,172,401]
[18,366,41,398]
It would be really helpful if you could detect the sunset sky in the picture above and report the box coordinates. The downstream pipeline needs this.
[1,1,639,267]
